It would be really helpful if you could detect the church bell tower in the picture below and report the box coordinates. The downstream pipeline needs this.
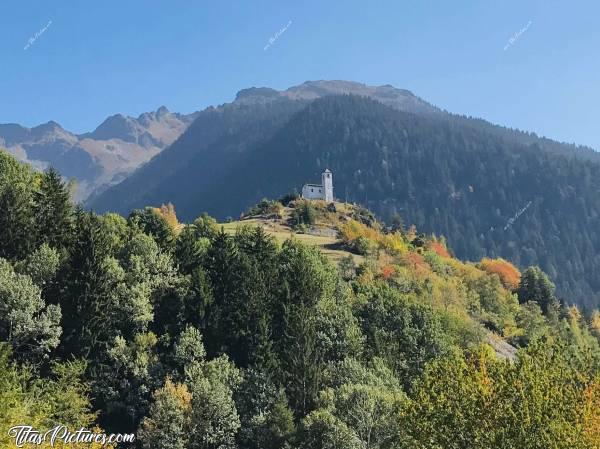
[322,169,333,202]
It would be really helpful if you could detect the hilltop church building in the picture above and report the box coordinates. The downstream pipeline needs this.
[302,169,334,202]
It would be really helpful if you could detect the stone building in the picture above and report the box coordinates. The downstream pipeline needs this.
[302,169,333,201]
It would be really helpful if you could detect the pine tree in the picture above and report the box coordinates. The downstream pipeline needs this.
[203,229,244,357]
[59,210,115,358]
[0,152,36,260]
[517,266,558,315]
[128,207,176,253]
[0,183,35,260]
[34,167,74,249]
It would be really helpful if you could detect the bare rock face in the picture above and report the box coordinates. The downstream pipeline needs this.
[487,333,518,362]
[234,80,441,116]
[0,107,199,201]
[282,80,441,116]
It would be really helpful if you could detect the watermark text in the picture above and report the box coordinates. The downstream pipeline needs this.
[8,425,135,447]
[264,20,292,50]
[504,20,532,51]
[24,20,52,50]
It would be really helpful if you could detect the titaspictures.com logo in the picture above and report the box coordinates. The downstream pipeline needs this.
[8,425,135,447]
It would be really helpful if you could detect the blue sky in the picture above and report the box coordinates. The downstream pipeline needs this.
[1,0,599,149]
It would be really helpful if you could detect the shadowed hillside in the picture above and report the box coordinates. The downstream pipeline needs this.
[90,94,600,310]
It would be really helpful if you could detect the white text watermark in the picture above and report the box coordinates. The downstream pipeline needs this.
[264,20,292,50]
[8,425,135,447]
[504,201,532,230]
[24,20,52,50]
[504,20,532,51]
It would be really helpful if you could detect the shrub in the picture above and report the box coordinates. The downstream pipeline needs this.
[278,192,300,206]
[352,206,378,228]
[428,240,451,258]
[245,199,283,218]
[353,236,375,256]
[381,265,395,280]
[399,252,430,278]
[290,201,317,228]
[380,232,408,255]
[339,220,379,244]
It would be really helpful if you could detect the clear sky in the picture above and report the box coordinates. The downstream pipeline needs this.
[2,0,599,149]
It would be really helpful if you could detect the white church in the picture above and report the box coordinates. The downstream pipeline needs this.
[302,169,334,202]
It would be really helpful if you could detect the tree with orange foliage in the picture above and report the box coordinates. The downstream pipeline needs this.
[381,265,395,280]
[400,252,430,278]
[428,240,451,258]
[478,257,521,291]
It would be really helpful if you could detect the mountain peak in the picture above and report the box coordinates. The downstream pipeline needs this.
[33,120,64,132]
[279,80,439,115]
[235,87,280,101]
[156,105,170,116]
[229,80,438,116]
[29,120,75,142]
[86,114,138,143]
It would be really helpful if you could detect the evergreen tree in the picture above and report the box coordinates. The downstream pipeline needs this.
[203,228,245,359]
[59,210,115,358]
[517,266,559,315]
[175,224,210,274]
[0,152,36,260]
[34,167,74,249]
[0,183,35,260]
[0,258,61,363]
[129,207,176,253]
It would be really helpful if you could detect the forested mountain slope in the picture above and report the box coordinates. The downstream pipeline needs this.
[1,152,599,447]
[0,152,600,449]
[86,98,310,212]
[90,95,600,310]
[5,80,595,204]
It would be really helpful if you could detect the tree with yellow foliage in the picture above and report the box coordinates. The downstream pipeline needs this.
[404,342,600,449]
[0,344,115,449]
[138,379,192,449]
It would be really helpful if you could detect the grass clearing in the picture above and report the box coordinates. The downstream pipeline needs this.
[219,215,364,265]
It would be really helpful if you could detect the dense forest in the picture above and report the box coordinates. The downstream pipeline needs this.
[90,94,600,311]
[2,150,600,448]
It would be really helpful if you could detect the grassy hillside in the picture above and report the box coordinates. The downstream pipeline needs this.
[220,201,364,265]
[198,197,560,353]
[181,195,600,367]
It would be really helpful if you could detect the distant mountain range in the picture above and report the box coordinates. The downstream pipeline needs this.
[0,106,199,199]
[4,80,600,308]
[4,80,596,202]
